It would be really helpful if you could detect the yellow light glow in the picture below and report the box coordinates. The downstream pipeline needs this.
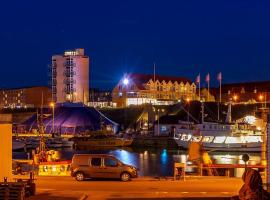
[244,115,256,125]
[259,94,263,101]
[186,98,190,103]
[50,102,55,107]
[233,95,238,101]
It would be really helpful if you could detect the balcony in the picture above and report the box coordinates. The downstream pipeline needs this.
[64,77,76,84]
[64,87,76,94]
[52,79,57,85]
[64,70,76,77]
[64,62,76,68]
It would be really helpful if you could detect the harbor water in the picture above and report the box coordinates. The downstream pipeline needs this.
[13,147,261,177]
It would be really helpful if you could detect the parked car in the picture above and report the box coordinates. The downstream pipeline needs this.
[70,154,138,181]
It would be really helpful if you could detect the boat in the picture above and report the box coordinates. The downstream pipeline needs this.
[12,140,26,151]
[173,102,263,152]
[25,137,40,149]
[174,133,262,152]
[20,136,74,149]
[46,137,74,148]
[73,134,133,148]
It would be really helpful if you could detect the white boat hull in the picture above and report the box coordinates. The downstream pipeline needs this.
[174,138,262,152]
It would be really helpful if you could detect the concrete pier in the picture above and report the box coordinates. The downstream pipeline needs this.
[25,176,242,200]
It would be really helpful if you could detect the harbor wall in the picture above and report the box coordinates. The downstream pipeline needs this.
[0,123,12,181]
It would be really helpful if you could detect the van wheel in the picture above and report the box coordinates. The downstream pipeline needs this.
[121,172,131,181]
[75,172,84,181]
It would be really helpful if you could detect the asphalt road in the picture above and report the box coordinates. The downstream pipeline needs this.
[27,176,243,200]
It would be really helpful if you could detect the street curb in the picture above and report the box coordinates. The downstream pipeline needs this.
[79,194,88,200]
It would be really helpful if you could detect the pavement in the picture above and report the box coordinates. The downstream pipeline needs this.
[21,176,243,200]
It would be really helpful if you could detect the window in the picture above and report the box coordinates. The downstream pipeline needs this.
[91,158,101,166]
[104,158,118,167]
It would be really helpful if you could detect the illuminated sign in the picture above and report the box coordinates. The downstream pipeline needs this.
[64,51,79,56]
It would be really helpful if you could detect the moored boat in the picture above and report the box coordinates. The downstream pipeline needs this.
[73,135,133,148]
[12,140,26,151]
[174,133,262,152]
[172,102,263,152]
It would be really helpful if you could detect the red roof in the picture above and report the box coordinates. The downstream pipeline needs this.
[126,74,191,90]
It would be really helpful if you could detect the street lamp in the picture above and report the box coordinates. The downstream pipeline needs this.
[186,98,190,123]
[233,95,238,103]
[50,102,55,133]
[259,94,263,108]
[123,78,129,86]
[157,108,160,136]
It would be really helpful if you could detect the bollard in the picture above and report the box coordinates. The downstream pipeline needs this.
[4,177,7,183]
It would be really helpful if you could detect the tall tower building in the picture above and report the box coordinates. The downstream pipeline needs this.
[51,48,89,104]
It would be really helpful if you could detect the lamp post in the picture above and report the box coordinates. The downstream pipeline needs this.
[186,98,190,123]
[233,95,238,104]
[50,102,55,133]
[259,94,263,108]
[157,108,160,136]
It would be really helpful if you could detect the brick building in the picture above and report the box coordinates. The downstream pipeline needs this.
[220,81,270,103]
[0,86,52,108]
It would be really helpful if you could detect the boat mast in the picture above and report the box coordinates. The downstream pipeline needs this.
[38,92,46,160]
[225,100,232,123]
[201,102,204,123]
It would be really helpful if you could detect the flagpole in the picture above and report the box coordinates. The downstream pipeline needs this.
[219,76,222,103]
[207,80,209,102]
[154,62,156,100]
[199,81,201,101]
[196,74,201,101]
[217,72,222,121]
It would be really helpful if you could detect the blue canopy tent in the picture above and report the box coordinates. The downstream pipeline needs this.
[21,103,119,134]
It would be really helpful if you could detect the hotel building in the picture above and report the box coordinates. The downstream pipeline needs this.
[51,48,89,104]
[112,74,197,107]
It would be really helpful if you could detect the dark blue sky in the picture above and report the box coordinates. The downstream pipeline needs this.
[1,0,270,89]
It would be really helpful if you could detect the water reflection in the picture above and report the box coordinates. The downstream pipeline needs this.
[13,148,261,177]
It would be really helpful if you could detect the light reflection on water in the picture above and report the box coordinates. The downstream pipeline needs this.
[13,148,261,177]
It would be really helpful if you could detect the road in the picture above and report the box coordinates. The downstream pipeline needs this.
[25,176,243,200]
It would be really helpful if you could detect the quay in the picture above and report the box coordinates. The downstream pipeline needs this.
[25,176,242,200]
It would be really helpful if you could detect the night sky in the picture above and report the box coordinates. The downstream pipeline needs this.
[1,0,270,90]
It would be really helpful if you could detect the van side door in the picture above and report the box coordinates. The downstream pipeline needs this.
[103,157,122,179]
[89,157,103,178]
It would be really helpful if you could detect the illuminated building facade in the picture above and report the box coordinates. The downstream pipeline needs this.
[0,86,51,108]
[220,81,270,103]
[112,74,196,107]
[51,48,89,104]
[88,88,116,108]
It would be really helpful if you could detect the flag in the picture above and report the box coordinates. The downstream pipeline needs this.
[196,74,200,83]
[217,72,222,81]
[205,73,210,82]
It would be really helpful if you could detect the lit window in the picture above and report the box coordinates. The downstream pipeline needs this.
[202,136,214,143]
[213,136,226,143]
[225,137,242,144]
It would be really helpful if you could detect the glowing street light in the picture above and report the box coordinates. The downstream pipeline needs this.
[233,95,238,102]
[186,98,191,123]
[50,102,55,133]
[259,94,264,108]
[123,78,129,85]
